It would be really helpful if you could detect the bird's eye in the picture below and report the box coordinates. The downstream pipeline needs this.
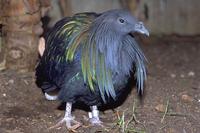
[119,18,125,24]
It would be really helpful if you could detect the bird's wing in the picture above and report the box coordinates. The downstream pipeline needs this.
[44,12,116,102]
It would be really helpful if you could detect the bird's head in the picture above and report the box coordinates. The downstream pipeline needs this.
[93,9,149,37]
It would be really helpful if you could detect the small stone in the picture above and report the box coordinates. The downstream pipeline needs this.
[170,74,176,78]
[8,79,14,84]
[3,93,6,97]
[155,104,165,112]
[188,71,195,77]
[181,94,193,102]
[180,74,185,78]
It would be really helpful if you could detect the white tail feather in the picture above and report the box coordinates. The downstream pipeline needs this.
[44,92,58,101]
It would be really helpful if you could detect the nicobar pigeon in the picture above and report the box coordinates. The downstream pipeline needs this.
[36,9,149,130]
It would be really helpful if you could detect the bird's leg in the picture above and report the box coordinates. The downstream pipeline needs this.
[88,105,103,126]
[50,102,81,130]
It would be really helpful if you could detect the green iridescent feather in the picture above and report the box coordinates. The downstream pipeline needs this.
[48,13,116,101]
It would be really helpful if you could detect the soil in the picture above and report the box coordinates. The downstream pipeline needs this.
[0,36,200,133]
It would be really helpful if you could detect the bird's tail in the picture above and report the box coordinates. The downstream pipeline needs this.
[44,92,58,101]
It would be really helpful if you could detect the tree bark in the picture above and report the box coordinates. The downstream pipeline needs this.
[0,0,6,70]
[1,0,50,72]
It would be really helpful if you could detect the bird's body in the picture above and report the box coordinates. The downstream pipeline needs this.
[36,9,149,129]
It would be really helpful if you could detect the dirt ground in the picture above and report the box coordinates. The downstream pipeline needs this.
[0,36,200,133]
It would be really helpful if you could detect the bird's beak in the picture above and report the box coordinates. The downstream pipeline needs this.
[134,22,149,37]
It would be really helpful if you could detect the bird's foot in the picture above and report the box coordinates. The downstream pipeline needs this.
[88,112,103,127]
[49,116,81,131]
[89,117,103,126]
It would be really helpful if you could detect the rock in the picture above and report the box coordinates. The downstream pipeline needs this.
[180,74,185,78]
[188,71,195,77]
[198,99,200,103]
[8,79,14,84]
[170,73,176,78]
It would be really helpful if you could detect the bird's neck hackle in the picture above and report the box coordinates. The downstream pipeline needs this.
[89,21,124,73]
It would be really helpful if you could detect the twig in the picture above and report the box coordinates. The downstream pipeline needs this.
[125,100,138,130]
[116,109,126,133]
[125,100,146,132]
[166,112,188,117]
[161,99,169,123]
[126,128,146,133]
[159,119,180,130]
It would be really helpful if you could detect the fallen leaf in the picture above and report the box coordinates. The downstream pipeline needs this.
[155,104,165,112]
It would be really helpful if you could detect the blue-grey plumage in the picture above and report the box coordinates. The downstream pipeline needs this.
[36,9,149,104]
[86,9,148,101]
[36,9,149,128]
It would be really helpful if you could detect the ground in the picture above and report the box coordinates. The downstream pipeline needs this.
[0,36,200,133]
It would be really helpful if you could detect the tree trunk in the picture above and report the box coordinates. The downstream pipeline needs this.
[0,0,6,70]
[1,0,49,72]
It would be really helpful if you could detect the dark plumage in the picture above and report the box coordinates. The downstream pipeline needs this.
[36,9,149,129]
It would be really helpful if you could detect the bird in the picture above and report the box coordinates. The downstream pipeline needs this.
[36,9,149,130]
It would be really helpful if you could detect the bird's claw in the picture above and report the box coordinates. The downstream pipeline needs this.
[49,116,81,131]
[89,117,103,126]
